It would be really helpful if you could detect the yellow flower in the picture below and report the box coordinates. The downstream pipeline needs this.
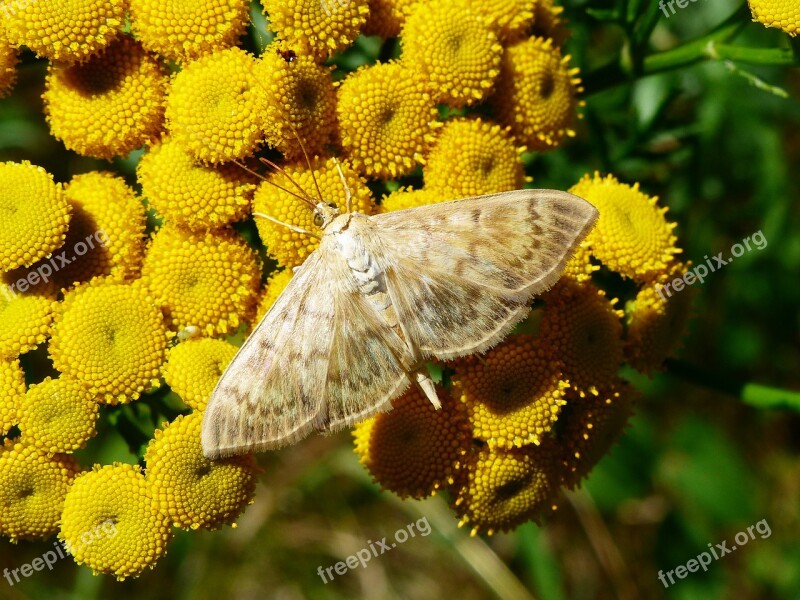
[363,0,412,37]
[424,118,526,197]
[532,0,569,45]
[257,46,338,160]
[380,187,447,212]
[463,0,536,41]
[0,161,70,271]
[59,463,172,580]
[51,171,147,289]
[253,157,376,268]
[0,440,80,541]
[0,43,18,98]
[254,269,294,323]
[0,359,25,435]
[453,334,569,448]
[49,283,169,404]
[0,285,53,359]
[137,137,255,231]
[560,237,598,284]
[166,47,268,164]
[493,36,582,151]
[353,385,471,498]
[337,62,441,179]
[401,1,502,107]
[19,378,99,454]
[1,0,126,62]
[43,36,167,161]
[569,173,681,282]
[163,338,238,410]
[748,0,799,35]
[141,227,261,335]
[625,269,695,374]
[556,384,636,489]
[129,0,251,63]
[539,281,624,395]
[453,443,559,535]
[261,0,370,61]
[145,412,257,530]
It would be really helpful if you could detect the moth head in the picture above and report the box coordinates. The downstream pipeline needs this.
[312,201,340,229]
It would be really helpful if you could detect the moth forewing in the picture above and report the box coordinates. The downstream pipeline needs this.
[201,188,598,459]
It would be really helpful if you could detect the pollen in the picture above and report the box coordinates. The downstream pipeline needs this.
[337,61,441,179]
[424,118,526,197]
[140,227,261,335]
[353,385,472,498]
[163,338,239,410]
[49,283,170,404]
[137,137,255,231]
[145,412,257,530]
[401,1,502,107]
[43,36,167,161]
[0,161,70,271]
[59,463,172,580]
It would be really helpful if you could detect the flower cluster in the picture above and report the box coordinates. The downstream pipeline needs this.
[0,0,691,576]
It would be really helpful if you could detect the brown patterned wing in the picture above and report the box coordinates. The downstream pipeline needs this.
[371,189,598,359]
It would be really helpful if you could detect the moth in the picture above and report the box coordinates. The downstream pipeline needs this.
[201,163,598,459]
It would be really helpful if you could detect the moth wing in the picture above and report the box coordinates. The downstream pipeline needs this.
[371,189,598,359]
[201,245,409,459]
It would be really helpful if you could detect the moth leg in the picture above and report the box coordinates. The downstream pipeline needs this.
[412,368,441,409]
[332,157,352,214]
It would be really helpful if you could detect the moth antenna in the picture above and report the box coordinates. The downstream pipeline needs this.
[332,157,352,214]
[232,159,315,209]
[258,157,317,209]
[252,212,321,240]
[289,124,325,203]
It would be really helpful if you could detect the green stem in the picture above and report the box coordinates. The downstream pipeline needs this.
[665,359,800,411]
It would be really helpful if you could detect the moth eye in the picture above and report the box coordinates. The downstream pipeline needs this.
[313,213,324,227]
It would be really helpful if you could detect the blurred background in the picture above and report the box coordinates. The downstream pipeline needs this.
[1,0,799,598]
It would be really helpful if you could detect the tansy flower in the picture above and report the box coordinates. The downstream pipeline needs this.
[401,1,502,107]
[0,359,25,435]
[163,338,238,410]
[137,137,255,231]
[532,0,570,45]
[145,412,257,530]
[492,36,582,151]
[257,47,338,160]
[52,172,146,289]
[43,37,167,161]
[569,173,681,282]
[129,0,251,63]
[0,0,126,63]
[253,157,375,268]
[166,47,268,164]
[0,285,53,359]
[362,0,408,37]
[353,385,472,498]
[424,118,525,197]
[556,384,636,488]
[453,443,560,535]
[337,62,441,179]
[0,161,70,271]
[140,227,261,335]
[49,283,169,404]
[59,464,172,580]
[453,334,570,448]
[19,378,99,454]
[748,0,799,35]
[261,0,370,61]
[625,270,695,374]
[463,0,536,42]
[254,269,294,323]
[0,43,18,98]
[560,237,598,284]
[539,281,624,395]
[380,187,446,212]
[0,440,80,541]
